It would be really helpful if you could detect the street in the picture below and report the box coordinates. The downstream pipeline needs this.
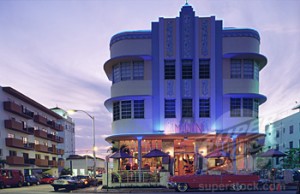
[0,184,297,194]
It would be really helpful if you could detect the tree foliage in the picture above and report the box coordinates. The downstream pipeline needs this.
[282,148,300,169]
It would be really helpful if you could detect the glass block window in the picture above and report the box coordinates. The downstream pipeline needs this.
[230,98,241,117]
[230,59,242,78]
[121,101,131,119]
[182,60,193,79]
[165,99,176,118]
[199,98,210,117]
[254,99,259,118]
[133,61,144,80]
[199,59,210,79]
[244,59,254,79]
[254,63,259,80]
[134,100,144,119]
[182,99,193,117]
[243,98,253,117]
[165,60,176,79]
[121,62,131,81]
[113,64,121,83]
[113,102,120,121]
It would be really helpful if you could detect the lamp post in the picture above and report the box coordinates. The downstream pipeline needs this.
[67,109,96,178]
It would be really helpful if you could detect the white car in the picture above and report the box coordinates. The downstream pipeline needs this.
[51,175,79,191]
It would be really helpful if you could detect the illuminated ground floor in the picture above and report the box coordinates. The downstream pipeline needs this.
[106,133,264,176]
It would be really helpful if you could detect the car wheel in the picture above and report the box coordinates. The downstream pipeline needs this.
[0,182,4,189]
[177,183,188,192]
[18,182,23,187]
[36,181,40,185]
[54,186,59,191]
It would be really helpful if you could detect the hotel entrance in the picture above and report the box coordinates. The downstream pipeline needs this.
[174,139,195,175]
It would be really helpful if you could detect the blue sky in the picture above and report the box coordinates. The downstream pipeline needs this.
[0,0,299,158]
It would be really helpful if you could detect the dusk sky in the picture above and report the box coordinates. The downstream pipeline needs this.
[0,0,299,158]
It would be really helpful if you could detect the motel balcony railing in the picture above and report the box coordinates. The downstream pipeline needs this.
[3,101,34,119]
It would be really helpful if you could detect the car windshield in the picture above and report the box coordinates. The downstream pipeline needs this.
[59,175,72,179]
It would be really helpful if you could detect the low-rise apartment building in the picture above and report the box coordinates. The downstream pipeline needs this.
[265,107,300,168]
[0,86,65,177]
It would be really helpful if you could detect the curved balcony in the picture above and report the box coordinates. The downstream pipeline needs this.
[223,52,267,70]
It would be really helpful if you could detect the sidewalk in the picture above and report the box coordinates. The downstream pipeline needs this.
[75,186,170,193]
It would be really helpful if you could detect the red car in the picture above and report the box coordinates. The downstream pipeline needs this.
[168,173,259,192]
[40,175,56,184]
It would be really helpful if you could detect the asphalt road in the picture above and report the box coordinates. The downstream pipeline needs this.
[0,184,297,194]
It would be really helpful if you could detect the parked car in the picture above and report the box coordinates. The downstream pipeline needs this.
[51,175,78,191]
[95,174,103,185]
[40,175,56,184]
[76,175,92,187]
[168,173,260,192]
[0,169,24,189]
[24,175,40,186]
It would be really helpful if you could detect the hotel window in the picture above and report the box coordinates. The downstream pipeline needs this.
[113,64,121,83]
[276,144,279,150]
[276,131,279,138]
[121,101,131,119]
[199,59,210,79]
[283,128,285,133]
[289,141,293,149]
[230,59,242,78]
[0,149,2,156]
[7,133,14,138]
[113,102,120,121]
[165,99,176,118]
[35,154,41,159]
[182,99,193,118]
[230,98,241,117]
[133,61,144,80]
[182,60,193,79]
[134,100,144,119]
[9,150,16,156]
[243,59,254,79]
[289,125,294,134]
[199,98,210,117]
[22,137,28,144]
[243,98,253,117]
[164,60,175,79]
[121,62,131,81]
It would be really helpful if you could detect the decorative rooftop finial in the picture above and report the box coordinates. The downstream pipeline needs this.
[185,0,188,5]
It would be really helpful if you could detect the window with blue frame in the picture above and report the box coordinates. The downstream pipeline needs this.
[164,60,176,79]
[165,99,176,118]
[199,98,210,117]
[199,59,210,79]
[134,100,144,119]
[182,99,193,117]
[121,101,131,119]
[182,60,193,79]
[112,61,144,83]
[113,102,120,121]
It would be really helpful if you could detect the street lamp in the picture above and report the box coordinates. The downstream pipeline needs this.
[67,109,96,178]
